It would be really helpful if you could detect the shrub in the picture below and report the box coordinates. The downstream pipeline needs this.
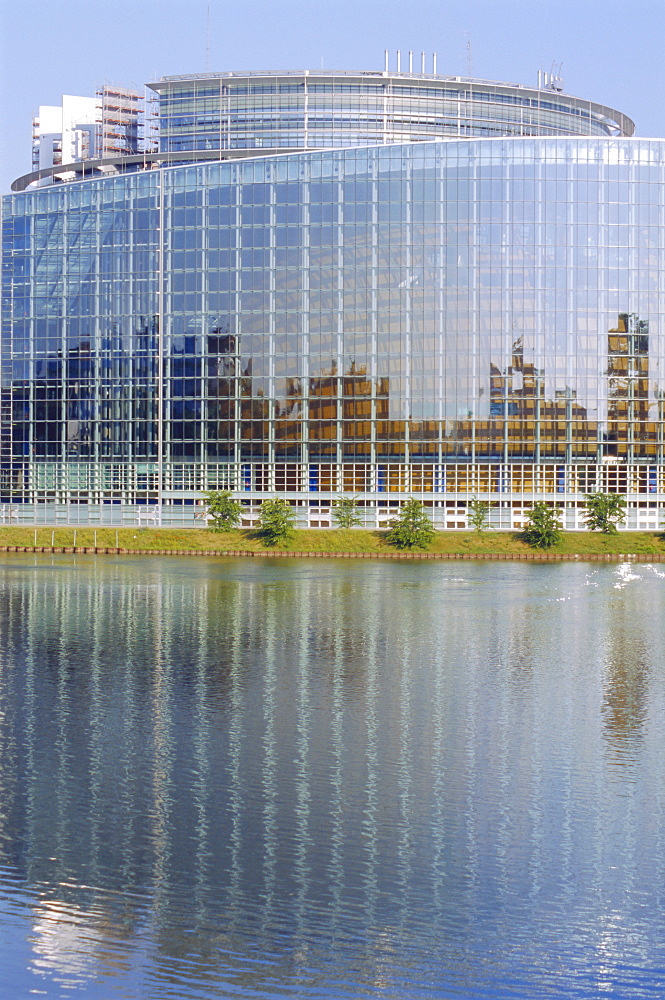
[202,490,241,531]
[468,496,491,533]
[523,502,562,548]
[257,497,296,546]
[583,493,627,534]
[387,498,435,550]
[331,495,362,529]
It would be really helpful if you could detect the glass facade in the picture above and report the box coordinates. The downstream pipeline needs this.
[2,95,664,527]
[151,71,633,156]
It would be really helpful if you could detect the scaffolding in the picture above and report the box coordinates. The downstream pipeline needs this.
[96,85,142,157]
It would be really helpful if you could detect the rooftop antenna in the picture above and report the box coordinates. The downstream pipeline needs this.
[384,49,389,73]
[545,61,564,92]
[466,34,473,77]
[421,51,426,74]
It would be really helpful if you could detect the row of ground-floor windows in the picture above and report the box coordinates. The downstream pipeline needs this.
[0,461,662,532]
[2,461,662,500]
[1,497,662,530]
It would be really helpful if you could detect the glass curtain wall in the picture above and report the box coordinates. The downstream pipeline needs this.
[2,137,664,523]
[1,173,160,508]
[153,73,632,156]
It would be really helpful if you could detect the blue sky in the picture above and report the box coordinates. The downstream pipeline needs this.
[1,0,663,193]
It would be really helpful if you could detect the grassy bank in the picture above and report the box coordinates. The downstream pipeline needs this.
[0,526,664,556]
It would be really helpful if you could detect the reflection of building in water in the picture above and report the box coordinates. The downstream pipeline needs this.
[29,896,133,987]
[0,565,442,989]
[603,658,649,761]
[0,561,662,991]
[2,66,664,530]
[602,614,650,762]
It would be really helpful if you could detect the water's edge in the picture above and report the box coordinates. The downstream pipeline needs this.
[0,544,664,561]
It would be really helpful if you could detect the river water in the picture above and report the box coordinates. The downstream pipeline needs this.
[0,555,663,999]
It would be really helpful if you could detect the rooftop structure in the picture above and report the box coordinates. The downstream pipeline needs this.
[150,68,633,155]
[95,85,145,158]
[31,95,98,173]
[14,69,634,192]
[27,85,153,188]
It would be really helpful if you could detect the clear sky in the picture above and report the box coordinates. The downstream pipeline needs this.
[1,0,663,193]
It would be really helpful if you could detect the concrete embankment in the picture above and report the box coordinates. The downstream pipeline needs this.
[1,545,664,562]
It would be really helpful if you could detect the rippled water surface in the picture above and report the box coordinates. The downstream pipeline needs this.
[0,555,664,999]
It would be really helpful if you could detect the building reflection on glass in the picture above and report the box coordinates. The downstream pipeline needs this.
[2,139,664,527]
[2,311,661,507]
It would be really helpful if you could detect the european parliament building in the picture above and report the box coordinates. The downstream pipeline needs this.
[2,66,664,529]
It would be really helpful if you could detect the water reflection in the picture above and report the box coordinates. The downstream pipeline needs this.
[30,891,135,990]
[601,569,652,769]
[0,556,663,998]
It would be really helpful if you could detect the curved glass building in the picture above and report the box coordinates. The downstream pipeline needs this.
[152,69,634,153]
[2,70,664,529]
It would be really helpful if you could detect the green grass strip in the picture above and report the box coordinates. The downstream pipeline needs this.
[0,526,663,556]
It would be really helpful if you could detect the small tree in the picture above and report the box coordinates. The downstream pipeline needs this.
[583,493,627,534]
[523,502,562,549]
[468,496,491,533]
[202,490,241,532]
[332,494,362,529]
[257,497,297,546]
[387,498,435,550]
